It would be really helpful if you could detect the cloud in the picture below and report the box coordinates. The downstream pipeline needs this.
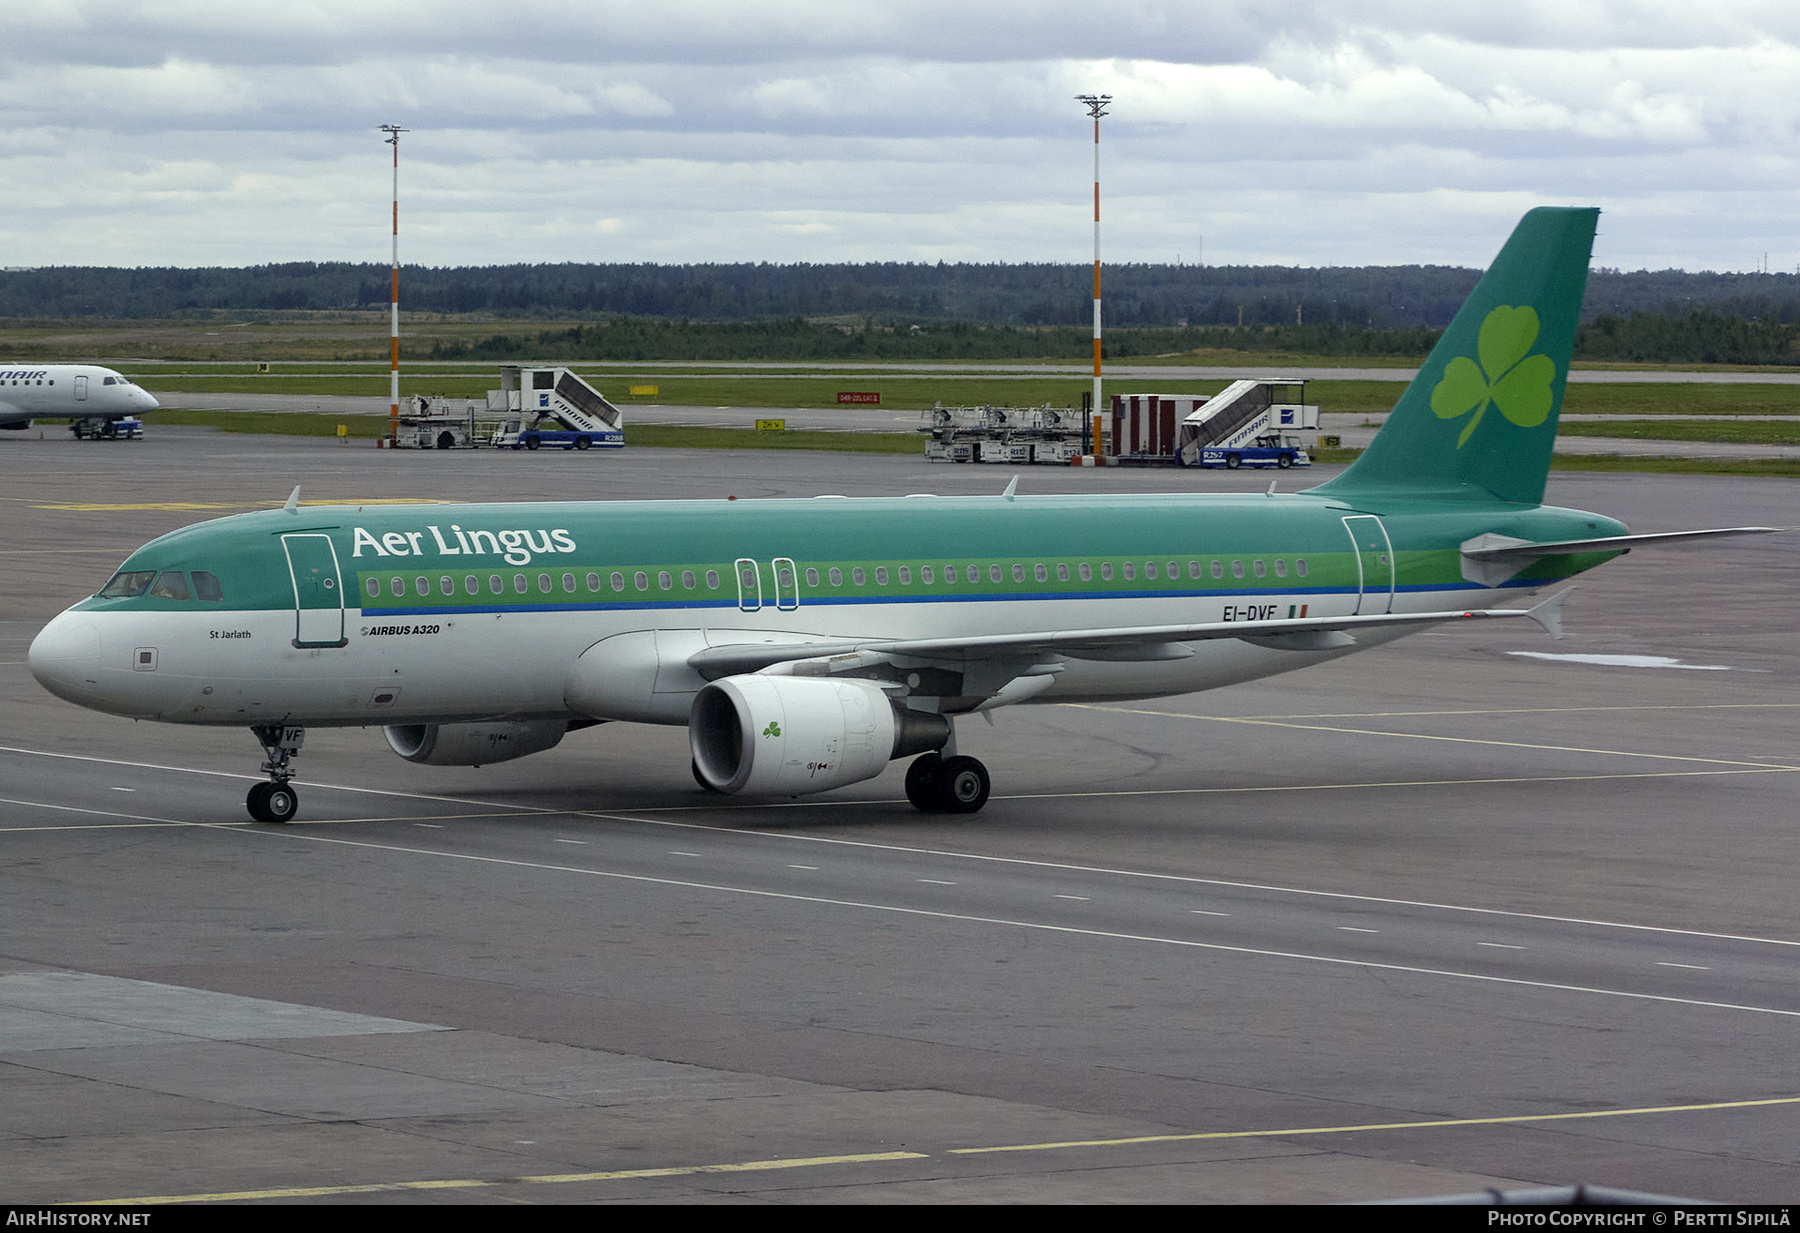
[1,3,1799,269]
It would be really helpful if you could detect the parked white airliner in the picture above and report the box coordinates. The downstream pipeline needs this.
[0,365,160,437]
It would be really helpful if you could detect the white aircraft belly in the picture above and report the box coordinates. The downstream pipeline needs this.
[51,578,1534,727]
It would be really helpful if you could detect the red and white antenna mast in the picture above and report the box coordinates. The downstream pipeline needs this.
[1075,95,1111,437]
[380,124,408,443]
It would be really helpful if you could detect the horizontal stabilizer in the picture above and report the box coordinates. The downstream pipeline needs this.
[1461,526,1784,587]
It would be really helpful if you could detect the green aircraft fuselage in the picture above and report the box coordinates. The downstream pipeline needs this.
[39,205,1740,821]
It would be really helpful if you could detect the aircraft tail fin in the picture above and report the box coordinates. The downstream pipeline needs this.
[1309,207,1599,507]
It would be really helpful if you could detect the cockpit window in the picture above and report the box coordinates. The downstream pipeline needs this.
[99,570,156,598]
[149,571,191,600]
[192,571,223,602]
[102,376,117,385]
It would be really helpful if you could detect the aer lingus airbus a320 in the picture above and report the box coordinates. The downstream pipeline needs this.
[28,208,1777,822]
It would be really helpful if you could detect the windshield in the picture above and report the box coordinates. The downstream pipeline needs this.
[98,570,156,598]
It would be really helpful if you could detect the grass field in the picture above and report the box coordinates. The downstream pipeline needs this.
[130,367,1800,424]
[132,410,1800,477]
[1554,418,1800,444]
[147,409,923,453]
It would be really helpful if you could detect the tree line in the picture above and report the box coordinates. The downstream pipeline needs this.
[5,261,1800,332]
[421,308,1799,364]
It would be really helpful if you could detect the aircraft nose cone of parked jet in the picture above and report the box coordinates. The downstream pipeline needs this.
[136,387,160,411]
[29,613,103,706]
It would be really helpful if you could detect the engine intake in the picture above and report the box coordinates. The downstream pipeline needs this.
[384,720,568,767]
[690,675,948,795]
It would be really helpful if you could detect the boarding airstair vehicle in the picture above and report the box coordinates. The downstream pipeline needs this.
[1173,379,1319,469]
[487,366,625,451]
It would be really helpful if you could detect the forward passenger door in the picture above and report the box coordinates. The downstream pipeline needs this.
[283,533,348,647]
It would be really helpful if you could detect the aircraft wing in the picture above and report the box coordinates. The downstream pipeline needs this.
[688,590,1573,680]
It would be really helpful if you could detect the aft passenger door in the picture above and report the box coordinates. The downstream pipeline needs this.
[1341,515,1395,615]
[283,533,347,647]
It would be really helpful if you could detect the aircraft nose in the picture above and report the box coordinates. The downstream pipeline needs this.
[139,389,160,410]
[29,611,103,706]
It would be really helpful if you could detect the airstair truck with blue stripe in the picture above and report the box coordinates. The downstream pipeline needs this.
[488,366,625,451]
[1176,379,1319,469]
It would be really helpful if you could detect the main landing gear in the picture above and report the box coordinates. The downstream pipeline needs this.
[247,724,305,823]
[904,752,991,814]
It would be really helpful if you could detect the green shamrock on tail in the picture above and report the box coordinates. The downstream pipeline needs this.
[1430,305,1557,448]
[762,721,781,738]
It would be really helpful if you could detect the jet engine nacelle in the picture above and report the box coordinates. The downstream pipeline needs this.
[384,720,568,767]
[689,675,949,796]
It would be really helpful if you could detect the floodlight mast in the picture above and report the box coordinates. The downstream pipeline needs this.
[380,124,408,443]
[1076,94,1111,449]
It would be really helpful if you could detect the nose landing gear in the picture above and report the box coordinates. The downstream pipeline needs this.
[247,725,305,823]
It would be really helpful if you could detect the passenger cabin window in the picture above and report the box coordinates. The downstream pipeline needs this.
[192,571,223,602]
[99,570,156,598]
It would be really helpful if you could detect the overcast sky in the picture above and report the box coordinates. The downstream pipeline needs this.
[2,2,1797,272]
